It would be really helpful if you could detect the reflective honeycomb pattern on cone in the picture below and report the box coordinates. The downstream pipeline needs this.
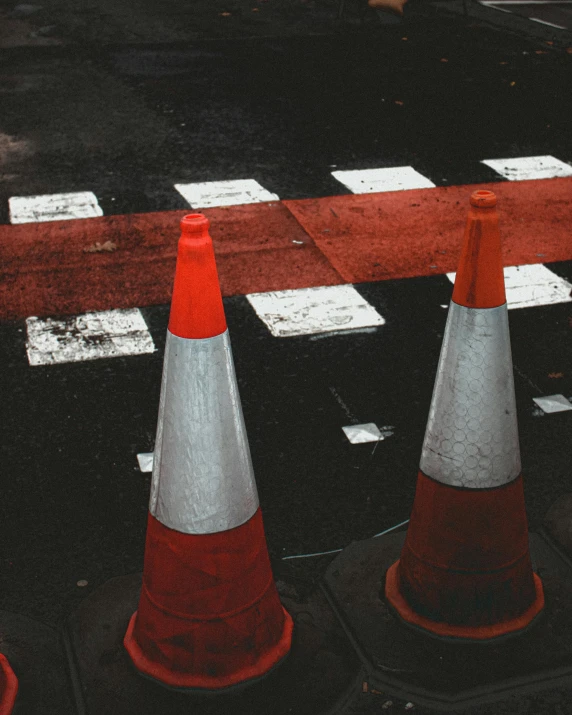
[0,653,18,715]
[124,214,293,690]
[420,303,520,489]
[385,191,544,641]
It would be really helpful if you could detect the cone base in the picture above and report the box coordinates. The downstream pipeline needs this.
[124,608,294,692]
[0,654,18,715]
[65,572,361,715]
[323,529,572,710]
[385,561,545,642]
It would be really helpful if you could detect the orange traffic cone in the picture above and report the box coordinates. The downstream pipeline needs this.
[124,213,293,690]
[0,654,17,715]
[385,190,544,640]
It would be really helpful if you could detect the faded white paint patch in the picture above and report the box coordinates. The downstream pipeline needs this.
[331,166,435,194]
[26,309,155,366]
[481,155,572,181]
[137,453,154,473]
[246,285,385,337]
[0,132,33,167]
[446,264,572,310]
[174,179,279,208]
[342,423,394,444]
[533,395,572,414]
[9,191,103,224]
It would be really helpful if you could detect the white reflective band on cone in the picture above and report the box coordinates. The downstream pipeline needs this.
[420,302,521,489]
[149,330,259,534]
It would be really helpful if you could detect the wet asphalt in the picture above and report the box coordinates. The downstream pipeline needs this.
[0,2,571,711]
[1,270,571,627]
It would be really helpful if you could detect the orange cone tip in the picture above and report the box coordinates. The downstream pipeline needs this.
[168,214,227,340]
[385,191,544,641]
[452,190,506,309]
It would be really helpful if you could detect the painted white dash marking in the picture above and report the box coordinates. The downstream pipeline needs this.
[246,285,385,338]
[485,5,514,12]
[9,192,103,224]
[26,309,155,366]
[533,395,572,414]
[342,423,394,444]
[446,264,572,310]
[480,2,572,5]
[174,179,279,208]
[481,155,572,181]
[332,166,435,194]
[137,453,154,473]
[529,16,567,28]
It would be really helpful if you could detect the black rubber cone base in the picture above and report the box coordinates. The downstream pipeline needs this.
[323,531,572,712]
[0,611,74,714]
[64,573,363,715]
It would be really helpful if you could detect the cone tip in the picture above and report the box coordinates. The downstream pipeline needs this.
[169,213,226,339]
[181,213,210,236]
[470,190,497,208]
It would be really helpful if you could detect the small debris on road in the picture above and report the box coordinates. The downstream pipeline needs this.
[84,241,117,253]
[76,580,88,587]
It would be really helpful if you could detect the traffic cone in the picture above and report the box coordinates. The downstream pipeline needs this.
[124,213,293,690]
[0,654,17,715]
[385,190,544,640]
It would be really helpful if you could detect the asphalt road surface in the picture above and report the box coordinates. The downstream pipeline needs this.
[1,0,571,712]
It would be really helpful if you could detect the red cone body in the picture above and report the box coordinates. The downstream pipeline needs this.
[0,654,17,715]
[385,191,544,640]
[124,214,292,690]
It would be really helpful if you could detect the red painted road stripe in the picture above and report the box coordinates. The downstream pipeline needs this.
[1,179,570,320]
[284,178,572,283]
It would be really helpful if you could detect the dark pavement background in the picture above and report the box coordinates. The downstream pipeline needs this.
[0,1,571,712]
[1,0,572,223]
[1,270,570,626]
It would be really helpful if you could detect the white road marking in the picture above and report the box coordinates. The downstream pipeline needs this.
[446,264,572,310]
[174,179,279,208]
[137,453,154,473]
[331,166,436,194]
[26,309,156,366]
[342,423,394,444]
[479,1,572,5]
[529,16,567,27]
[481,155,572,181]
[246,285,385,338]
[9,191,103,224]
[533,395,572,414]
